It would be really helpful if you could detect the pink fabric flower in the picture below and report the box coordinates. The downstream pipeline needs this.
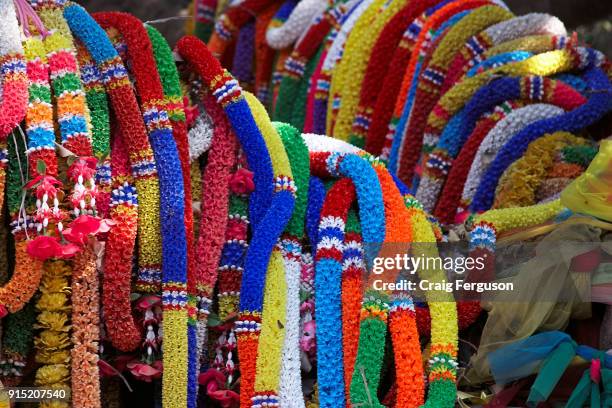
[27,235,79,260]
[300,320,316,353]
[229,168,254,195]
[63,215,115,245]
[126,361,162,382]
[25,175,62,199]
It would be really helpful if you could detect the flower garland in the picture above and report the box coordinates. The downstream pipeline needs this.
[460,103,565,215]
[328,0,410,141]
[254,3,282,105]
[471,64,610,212]
[493,132,586,209]
[364,0,447,156]
[417,76,587,213]
[190,91,237,382]
[315,0,375,134]
[176,37,274,227]
[395,4,514,184]
[423,47,595,161]
[440,13,566,93]
[386,5,477,172]
[309,151,386,408]
[75,43,112,218]
[275,122,309,407]
[147,25,200,405]
[94,11,189,407]
[175,36,296,408]
[483,33,575,60]
[194,0,217,42]
[0,134,36,381]
[34,259,72,407]
[208,0,276,58]
[341,209,363,401]
[385,0,495,173]
[266,0,328,50]
[71,247,101,408]
[0,0,28,211]
[348,0,437,148]
[314,177,356,406]
[65,7,164,313]
[104,127,142,354]
[245,94,295,407]
[276,0,351,123]
[232,21,255,85]
[435,100,524,224]
[410,206,458,408]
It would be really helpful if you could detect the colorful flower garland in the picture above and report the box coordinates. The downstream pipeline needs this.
[328,0,410,141]
[395,4,514,184]
[471,64,610,212]
[348,0,438,147]
[385,0,497,173]
[417,76,587,212]
[275,122,309,407]
[460,103,565,215]
[94,11,189,407]
[266,0,328,50]
[493,132,586,208]
[0,0,28,211]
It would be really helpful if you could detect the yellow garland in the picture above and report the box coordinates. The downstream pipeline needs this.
[326,0,386,134]
[244,92,293,397]
[34,260,72,408]
[484,34,566,59]
[409,208,458,349]
[494,132,586,208]
[429,49,581,132]
[162,310,188,408]
[329,0,409,141]
[254,251,287,391]
[474,199,564,235]
[244,92,292,177]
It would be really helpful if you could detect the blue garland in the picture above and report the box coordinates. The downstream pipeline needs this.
[471,64,612,211]
[306,176,326,249]
[466,50,532,77]
[388,10,470,173]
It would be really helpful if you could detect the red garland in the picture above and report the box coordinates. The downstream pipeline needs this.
[351,0,437,149]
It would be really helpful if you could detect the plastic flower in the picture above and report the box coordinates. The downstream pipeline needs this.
[26,175,63,199]
[62,215,114,245]
[68,157,98,182]
[229,168,255,195]
[126,360,162,382]
[26,236,80,261]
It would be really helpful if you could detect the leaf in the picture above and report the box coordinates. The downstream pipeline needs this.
[277,320,284,329]
[207,312,221,327]
[36,159,47,175]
